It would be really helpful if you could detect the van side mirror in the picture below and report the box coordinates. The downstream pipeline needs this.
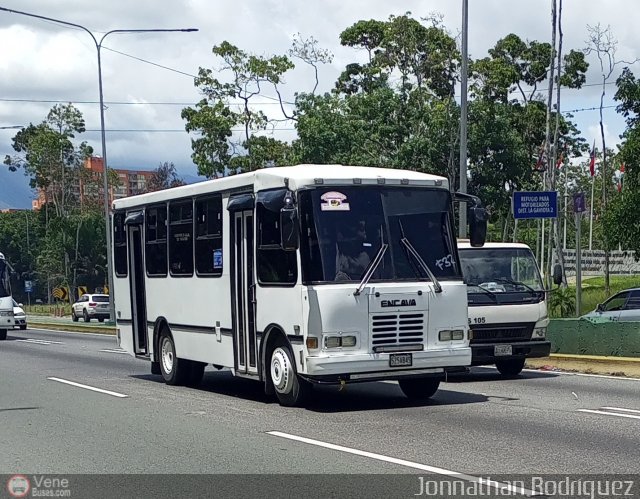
[552,263,563,286]
[280,191,299,251]
[469,206,487,248]
[596,303,604,312]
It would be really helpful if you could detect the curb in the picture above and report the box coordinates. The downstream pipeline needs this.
[29,322,115,335]
[549,353,640,364]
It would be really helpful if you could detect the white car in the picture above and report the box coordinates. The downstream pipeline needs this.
[71,294,111,322]
[13,299,27,330]
[581,287,640,322]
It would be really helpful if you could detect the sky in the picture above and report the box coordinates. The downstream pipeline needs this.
[1,0,638,208]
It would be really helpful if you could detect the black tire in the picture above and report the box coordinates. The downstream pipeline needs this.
[151,361,161,375]
[83,310,90,322]
[20,325,27,330]
[398,377,441,400]
[158,329,189,386]
[72,310,78,322]
[0,329,6,341]
[186,361,206,387]
[268,338,309,407]
[98,318,104,323]
[495,358,526,377]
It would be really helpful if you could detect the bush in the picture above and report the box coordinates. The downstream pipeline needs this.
[549,287,576,318]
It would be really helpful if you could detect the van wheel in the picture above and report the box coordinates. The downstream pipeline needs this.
[398,378,440,400]
[159,330,189,385]
[495,358,525,377]
[269,339,309,407]
[83,310,90,322]
[0,329,6,341]
[71,311,79,322]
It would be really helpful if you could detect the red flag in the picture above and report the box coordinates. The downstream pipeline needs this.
[589,141,596,177]
[534,142,546,171]
[556,150,564,168]
[620,163,626,173]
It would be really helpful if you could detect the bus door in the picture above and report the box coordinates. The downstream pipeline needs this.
[125,211,147,355]
[228,194,258,375]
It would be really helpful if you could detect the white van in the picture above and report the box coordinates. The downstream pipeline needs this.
[458,241,554,376]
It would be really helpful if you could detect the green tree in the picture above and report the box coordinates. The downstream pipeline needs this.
[146,162,185,192]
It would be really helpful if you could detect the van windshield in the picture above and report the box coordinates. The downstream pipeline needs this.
[459,247,543,304]
[299,186,461,284]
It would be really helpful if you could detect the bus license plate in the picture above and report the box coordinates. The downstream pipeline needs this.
[389,353,412,367]
[494,345,512,356]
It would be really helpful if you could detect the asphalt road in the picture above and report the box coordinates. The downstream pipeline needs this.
[2,327,640,495]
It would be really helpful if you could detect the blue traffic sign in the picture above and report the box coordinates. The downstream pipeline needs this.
[24,280,33,293]
[513,191,558,219]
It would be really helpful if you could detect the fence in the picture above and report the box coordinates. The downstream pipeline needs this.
[548,319,640,357]
[562,249,640,276]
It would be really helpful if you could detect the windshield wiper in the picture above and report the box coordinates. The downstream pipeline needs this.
[491,277,538,294]
[467,283,499,302]
[398,221,442,293]
[353,243,389,296]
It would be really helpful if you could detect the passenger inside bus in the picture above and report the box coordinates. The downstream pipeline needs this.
[334,220,372,281]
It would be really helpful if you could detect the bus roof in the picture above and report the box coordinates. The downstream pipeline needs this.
[112,164,449,210]
[457,241,533,250]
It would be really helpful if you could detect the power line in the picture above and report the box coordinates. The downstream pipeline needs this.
[0,97,288,106]
[84,127,296,132]
[101,46,198,79]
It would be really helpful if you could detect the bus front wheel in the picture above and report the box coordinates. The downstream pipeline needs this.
[159,330,189,386]
[398,378,440,400]
[269,341,308,407]
[0,329,6,341]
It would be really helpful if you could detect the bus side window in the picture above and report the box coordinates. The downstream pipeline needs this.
[169,201,194,276]
[257,204,297,285]
[195,195,223,277]
[113,212,128,277]
[145,204,168,277]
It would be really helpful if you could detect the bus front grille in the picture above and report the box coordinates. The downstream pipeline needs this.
[370,313,424,352]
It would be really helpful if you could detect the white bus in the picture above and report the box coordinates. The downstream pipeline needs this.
[0,252,14,341]
[458,242,559,376]
[111,165,487,406]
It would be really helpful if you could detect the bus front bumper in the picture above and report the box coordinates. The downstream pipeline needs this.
[303,348,471,384]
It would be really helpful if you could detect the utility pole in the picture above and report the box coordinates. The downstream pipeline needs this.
[458,0,469,238]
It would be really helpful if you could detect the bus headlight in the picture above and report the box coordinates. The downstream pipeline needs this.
[533,327,547,339]
[323,334,358,349]
[439,329,464,341]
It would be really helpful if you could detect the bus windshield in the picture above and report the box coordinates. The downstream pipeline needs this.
[459,247,543,303]
[0,260,11,298]
[299,186,461,283]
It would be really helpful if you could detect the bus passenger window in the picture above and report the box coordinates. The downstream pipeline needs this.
[195,195,223,277]
[113,212,128,277]
[169,201,194,276]
[145,204,168,276]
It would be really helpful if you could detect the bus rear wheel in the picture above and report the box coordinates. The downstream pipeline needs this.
[398,378,440,400]
[0,329,6,341]
[495,358,525,377]
[269,341,308,407]
[159,330,189,386]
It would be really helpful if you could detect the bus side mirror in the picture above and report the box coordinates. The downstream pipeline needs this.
[280,191,299,252]
[552,263,563,286]
[469,206,487,248]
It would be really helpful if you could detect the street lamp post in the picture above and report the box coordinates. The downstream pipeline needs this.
[0,6,197,322]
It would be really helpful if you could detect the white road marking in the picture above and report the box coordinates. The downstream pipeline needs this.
[577,409,640,421]
[16,338,63,345]
[600,407,640,415]
[99,348,128,355]
[47,377,128,398]
[268,431,539,497]
[26,327,115,338]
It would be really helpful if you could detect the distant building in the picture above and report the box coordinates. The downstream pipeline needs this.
[32,157,155,210]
